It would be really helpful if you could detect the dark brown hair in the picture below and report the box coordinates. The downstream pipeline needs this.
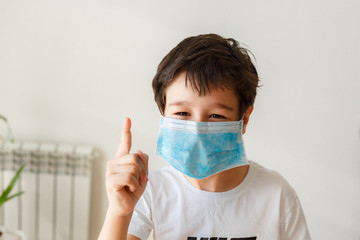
[152,33,259,117]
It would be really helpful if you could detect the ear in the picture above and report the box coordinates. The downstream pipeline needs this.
[242,106,254,134]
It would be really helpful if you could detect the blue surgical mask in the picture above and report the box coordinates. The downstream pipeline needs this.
[156,116,248,179]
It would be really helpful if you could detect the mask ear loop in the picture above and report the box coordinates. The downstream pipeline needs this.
[239,113,246,135]
[239,113,245,122]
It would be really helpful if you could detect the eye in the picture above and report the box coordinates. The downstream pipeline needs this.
[209,114,226,119]
[175,112,190,116]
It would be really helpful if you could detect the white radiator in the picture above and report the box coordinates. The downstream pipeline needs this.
[0,140,95,240]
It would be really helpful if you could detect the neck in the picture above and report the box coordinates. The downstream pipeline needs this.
[184,165,249,192]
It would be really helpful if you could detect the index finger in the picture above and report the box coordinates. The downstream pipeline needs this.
[116,117,132,157]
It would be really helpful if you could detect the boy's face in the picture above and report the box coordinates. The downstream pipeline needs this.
[164,72,252,129]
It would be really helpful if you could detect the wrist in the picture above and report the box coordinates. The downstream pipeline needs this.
[106,207,134,219]
[99,208,133,240]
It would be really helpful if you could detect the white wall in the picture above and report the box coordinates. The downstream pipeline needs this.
[1,0,359,239]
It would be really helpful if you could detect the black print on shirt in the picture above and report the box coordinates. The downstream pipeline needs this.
[187,237,257,240]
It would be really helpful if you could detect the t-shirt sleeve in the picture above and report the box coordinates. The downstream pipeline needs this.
[280,195,311,240]
[128,186,153,240]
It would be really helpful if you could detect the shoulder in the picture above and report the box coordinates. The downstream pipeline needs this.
[249,160,292,186]
[249,161,304,221]
[248,160,298,200]
[249,161,311,239]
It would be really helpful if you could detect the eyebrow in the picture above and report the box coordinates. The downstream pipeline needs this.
[215,103,234,111]
[168,101,190,107]
[168,101,234,111]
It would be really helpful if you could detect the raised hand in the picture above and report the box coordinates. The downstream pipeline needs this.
[105,117,149,217]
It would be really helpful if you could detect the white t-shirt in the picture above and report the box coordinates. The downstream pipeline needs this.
[128,161,311,240]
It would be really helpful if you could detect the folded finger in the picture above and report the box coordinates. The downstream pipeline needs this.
[106,164,140,180]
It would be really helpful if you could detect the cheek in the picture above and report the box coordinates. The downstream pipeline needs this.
[232,109,241,121]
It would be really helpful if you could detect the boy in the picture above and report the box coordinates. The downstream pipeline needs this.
[98,34,311,240]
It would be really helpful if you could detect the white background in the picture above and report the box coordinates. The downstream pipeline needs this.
[1,0,359,239]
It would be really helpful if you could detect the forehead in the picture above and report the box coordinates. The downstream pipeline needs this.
[165,72,239,107]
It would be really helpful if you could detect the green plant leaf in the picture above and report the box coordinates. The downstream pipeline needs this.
[0,165,25,206]
[0,192,24,206]
[0,114,7,122]
[7,122,15,143]
[0,113,15,143]
[6,191,25,202]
